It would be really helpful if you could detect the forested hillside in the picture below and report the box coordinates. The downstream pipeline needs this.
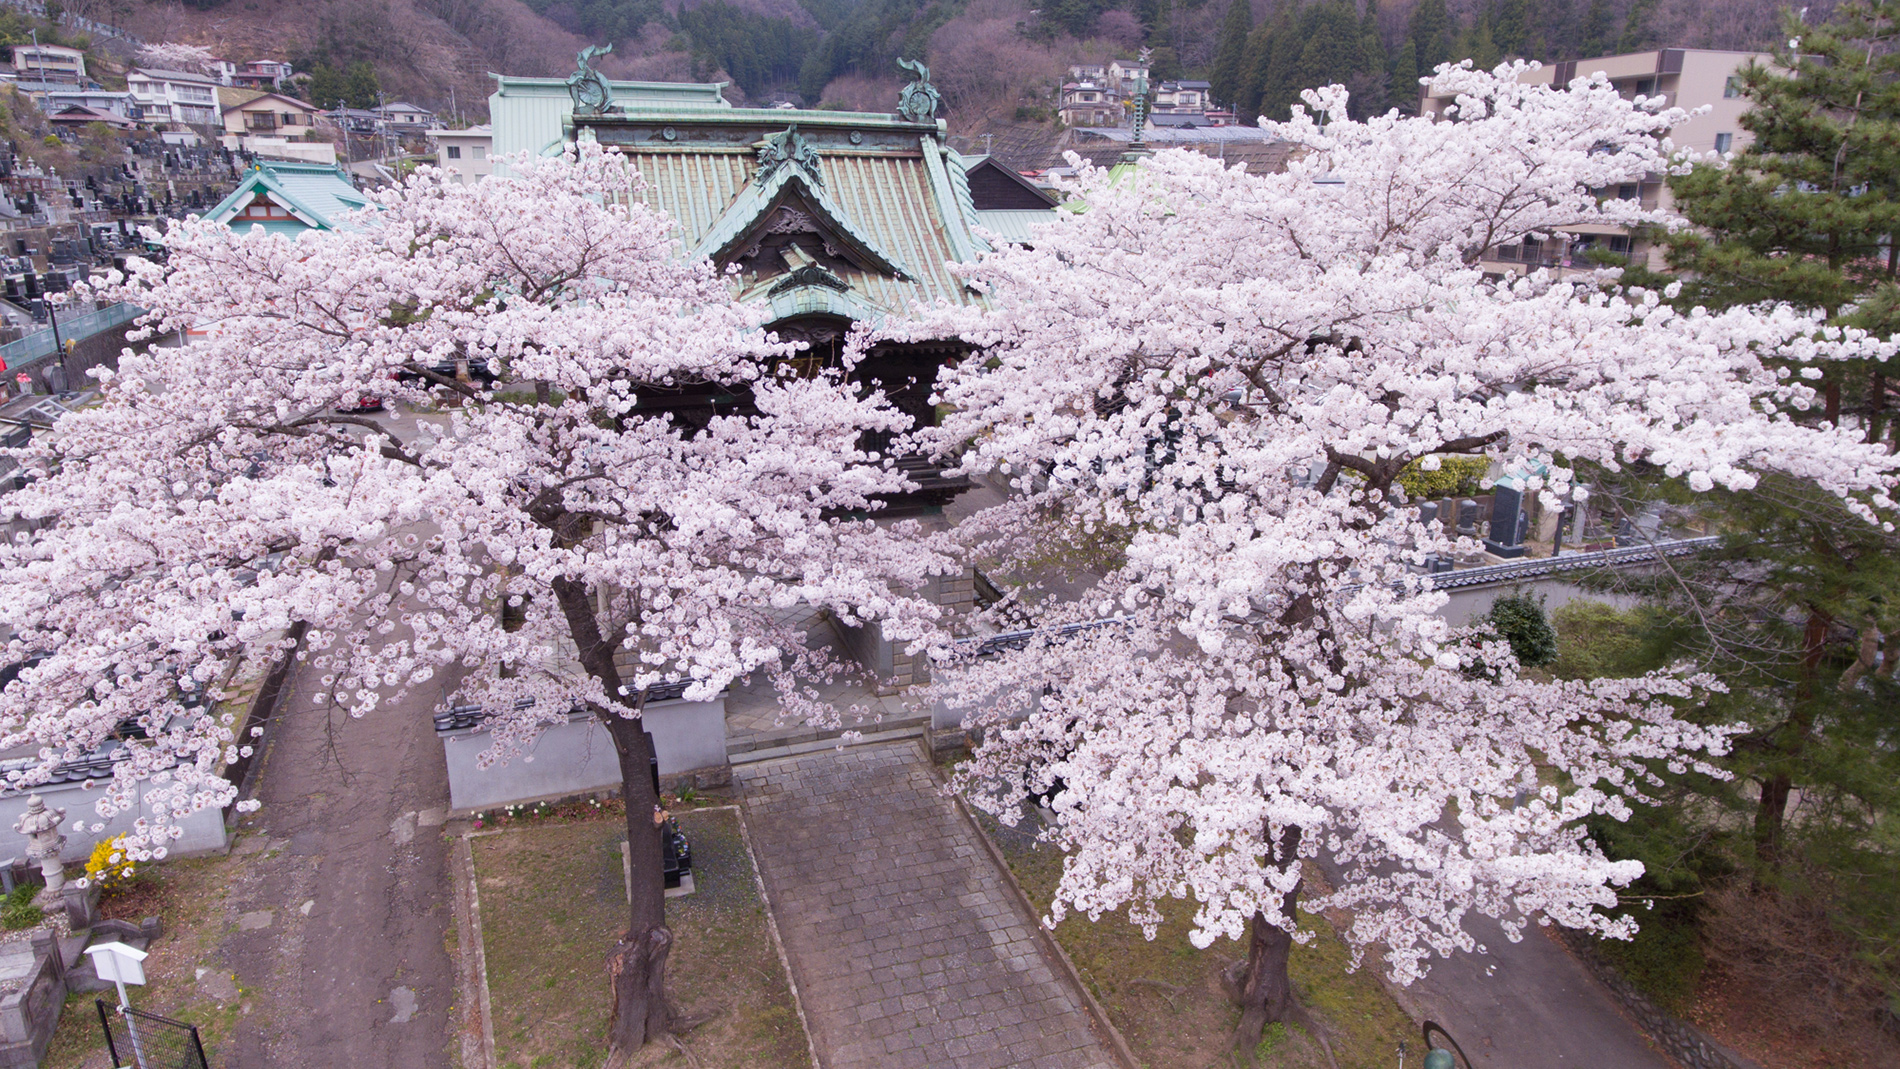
[100,0,1827,129]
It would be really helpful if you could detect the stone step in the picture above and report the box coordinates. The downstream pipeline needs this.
[726,711,931,755]
[727,719,932,765]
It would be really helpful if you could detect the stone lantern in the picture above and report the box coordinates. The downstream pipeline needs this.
[14,795,67,897]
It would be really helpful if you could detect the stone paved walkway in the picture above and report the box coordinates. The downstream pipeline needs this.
[738,742,1120,1069]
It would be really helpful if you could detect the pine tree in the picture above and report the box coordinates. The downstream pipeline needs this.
[1236,20,1276,122]
[1257,6,1308,121]
[1389,38,1419,112]
[1290,1,1359,102]
[1349,2,1389,118]
[1580,0,1615,57]
[1210,0,1255,109]
[1618,0,1659,52]
[1492,0,1530,59]
[1456,8,1499,69]
[1638,2,1900,905]
[1408,0,1454,75]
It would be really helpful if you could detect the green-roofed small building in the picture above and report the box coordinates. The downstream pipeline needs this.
[204,160,370,236]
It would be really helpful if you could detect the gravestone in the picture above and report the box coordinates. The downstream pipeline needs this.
[1455,498,1479,538]
[1418,501,1439,528]
[1484,483,1528,558]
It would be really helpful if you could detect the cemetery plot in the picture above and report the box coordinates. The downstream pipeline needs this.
[975,807,1419,1069]
[471,807,810,1069]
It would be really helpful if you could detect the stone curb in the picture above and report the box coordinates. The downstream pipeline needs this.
[451,833,497,1069]
[929,742,1142,1069]
[731,802,826,1069]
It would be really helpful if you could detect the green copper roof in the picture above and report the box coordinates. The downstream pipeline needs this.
[579,108,986,322]
[205,160,368,233]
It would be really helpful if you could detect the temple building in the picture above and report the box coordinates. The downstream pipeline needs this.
[489,55,1056,511]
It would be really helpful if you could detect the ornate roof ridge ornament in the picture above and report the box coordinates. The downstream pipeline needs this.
[756,125,823,188]
[895,58,941,125]
[567,44,616,117]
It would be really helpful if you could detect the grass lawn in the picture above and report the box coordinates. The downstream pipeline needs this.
[471,806,809,1069]
[976,809,1419,1069]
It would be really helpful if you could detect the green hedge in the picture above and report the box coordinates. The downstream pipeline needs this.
[1395,456,1490,500]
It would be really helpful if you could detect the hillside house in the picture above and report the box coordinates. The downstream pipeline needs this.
[233,60,294,91]
[428,125,492,183]
[380,102,436,128]
[1059,81,1122,127]
[220,91,321,138]
[1155,80,1210,114]
[10,45,85,85]
[127,68,221,127]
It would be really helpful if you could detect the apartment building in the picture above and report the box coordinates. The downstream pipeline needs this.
[1421,48,1768,274]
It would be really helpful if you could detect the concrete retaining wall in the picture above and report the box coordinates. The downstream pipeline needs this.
[439,695,727,813]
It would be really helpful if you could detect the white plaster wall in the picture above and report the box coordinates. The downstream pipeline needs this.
[0,781,228,863]
[439,695,726,813]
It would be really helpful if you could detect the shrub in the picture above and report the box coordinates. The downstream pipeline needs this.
[1483,592,1557,668]
[1550,600,1664,680]
[84,834,137,895]
[1395,455,1490,500]
[0,885,41,930]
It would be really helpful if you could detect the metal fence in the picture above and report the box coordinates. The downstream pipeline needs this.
[0,303,141,368]
[96,1000,209,1069]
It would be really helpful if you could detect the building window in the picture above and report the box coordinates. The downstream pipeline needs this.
[447,146,462,159]
[1724,75,1743,98]
[472,146,486,159]
[1714,132,1733,153]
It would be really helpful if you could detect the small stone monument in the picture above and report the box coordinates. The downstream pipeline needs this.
[14,796,65,899]
[1455,498,1480,539]
[1418,501,1439,528]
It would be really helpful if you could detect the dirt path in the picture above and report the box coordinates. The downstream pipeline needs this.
[215,649,464,1067]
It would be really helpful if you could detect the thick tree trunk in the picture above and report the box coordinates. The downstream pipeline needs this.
[605,714,672,1056]
[1755,607,1830,875]
[1223,827,1303,1052]
[550,574,674,1059]
[1753,772,1793,871]
[1227,898,1300,1048]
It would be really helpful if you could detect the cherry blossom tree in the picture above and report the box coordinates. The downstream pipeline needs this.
[0,144,944,1055]
[138,43,218,75]
[897,64,1900,1053]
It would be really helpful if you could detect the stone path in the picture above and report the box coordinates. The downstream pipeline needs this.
[738,742,1120,1069]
